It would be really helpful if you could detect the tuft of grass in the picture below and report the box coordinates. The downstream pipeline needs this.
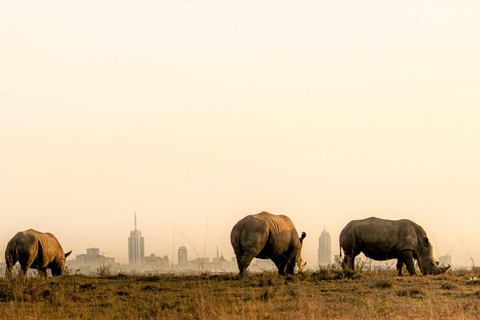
[396,286,427,297]
[372,279,395,289]
[440,282,457,290]
[94,265,115,278]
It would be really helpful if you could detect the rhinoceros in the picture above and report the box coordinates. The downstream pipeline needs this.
[5,229,72,277]
[230,211,306,275]
[339,217,450,276]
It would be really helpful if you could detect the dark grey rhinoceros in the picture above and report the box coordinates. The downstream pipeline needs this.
[5,229,72,277]
[230,211,306,275]
[339,217,450,276]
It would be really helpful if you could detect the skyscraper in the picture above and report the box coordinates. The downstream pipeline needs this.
[178,245,187,265]
[128,213,145,268]
[318,228,332,266]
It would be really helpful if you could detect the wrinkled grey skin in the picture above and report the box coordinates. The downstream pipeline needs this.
[340,217,450,276]
[230,211,306,276]
[5,229,72,277]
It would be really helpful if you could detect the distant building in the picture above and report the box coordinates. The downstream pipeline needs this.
[128,214,145,268]
[173,245,237,273]
[318,228,332,266]
[212,247,226,264]
[438,254,452,266]
[178,245,187,265]
[66,247,116,275]
[144,254,170,271]
[211,248,229,271]
[193,257,209,271]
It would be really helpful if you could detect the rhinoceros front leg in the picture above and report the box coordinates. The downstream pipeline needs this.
[272,256,289,275]
[400,250,416,276]
[37,268,48,277]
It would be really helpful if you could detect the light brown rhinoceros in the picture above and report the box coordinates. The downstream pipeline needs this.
[339,217,450,276]
[230,211,306,275]
[5,229,72,277]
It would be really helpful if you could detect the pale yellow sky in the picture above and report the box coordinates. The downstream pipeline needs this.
[1,1,479,267]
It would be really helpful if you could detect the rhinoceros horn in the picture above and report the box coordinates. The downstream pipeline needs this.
[440,265,450,273]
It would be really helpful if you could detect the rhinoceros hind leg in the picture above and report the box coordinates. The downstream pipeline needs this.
[5,265,14,278]
[237,252,256,276]
[396,258,404,276]
[5,257,16,278]
[20,264,30,277]
[341,252,358,271]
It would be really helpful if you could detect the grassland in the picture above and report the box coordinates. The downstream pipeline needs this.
[1,268,480,319]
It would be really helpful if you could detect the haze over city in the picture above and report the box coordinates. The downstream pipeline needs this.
[1,2,480,269]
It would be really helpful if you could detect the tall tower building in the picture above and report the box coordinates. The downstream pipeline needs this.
[318,228,332,266]
[178,245,187,265]
[128,213,145,268]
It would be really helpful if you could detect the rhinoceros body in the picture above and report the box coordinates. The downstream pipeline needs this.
[5,229,72,277]
[339,217,449,275]
[230,211,306,275]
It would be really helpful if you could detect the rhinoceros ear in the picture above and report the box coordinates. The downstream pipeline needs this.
[300,232,306,243]
[65,250,72,258]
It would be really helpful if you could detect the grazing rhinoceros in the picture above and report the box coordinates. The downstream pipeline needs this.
[230,211,306,276]
[339,217,450,276]
[5,229,72,277]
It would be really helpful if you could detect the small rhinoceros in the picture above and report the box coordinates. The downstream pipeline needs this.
[5,229,72,277]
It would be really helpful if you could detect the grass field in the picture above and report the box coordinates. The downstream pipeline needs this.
[1,268,480,319]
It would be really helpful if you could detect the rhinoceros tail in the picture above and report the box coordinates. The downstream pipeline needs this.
[230,221,245,257]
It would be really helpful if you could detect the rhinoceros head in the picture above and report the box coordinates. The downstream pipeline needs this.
[417,237,450,275]
[51,250,72,276]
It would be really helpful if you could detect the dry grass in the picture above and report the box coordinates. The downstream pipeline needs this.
[1,269,480,319]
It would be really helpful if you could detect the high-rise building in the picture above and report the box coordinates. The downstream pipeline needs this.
[178,245,187,265]
[318,228,332,266]
[128,214,145,268]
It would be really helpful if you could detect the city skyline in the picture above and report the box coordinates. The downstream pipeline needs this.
[2,2,480,269]
[0,211,469,270]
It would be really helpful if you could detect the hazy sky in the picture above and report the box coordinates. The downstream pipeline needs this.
[1,1,480,268]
